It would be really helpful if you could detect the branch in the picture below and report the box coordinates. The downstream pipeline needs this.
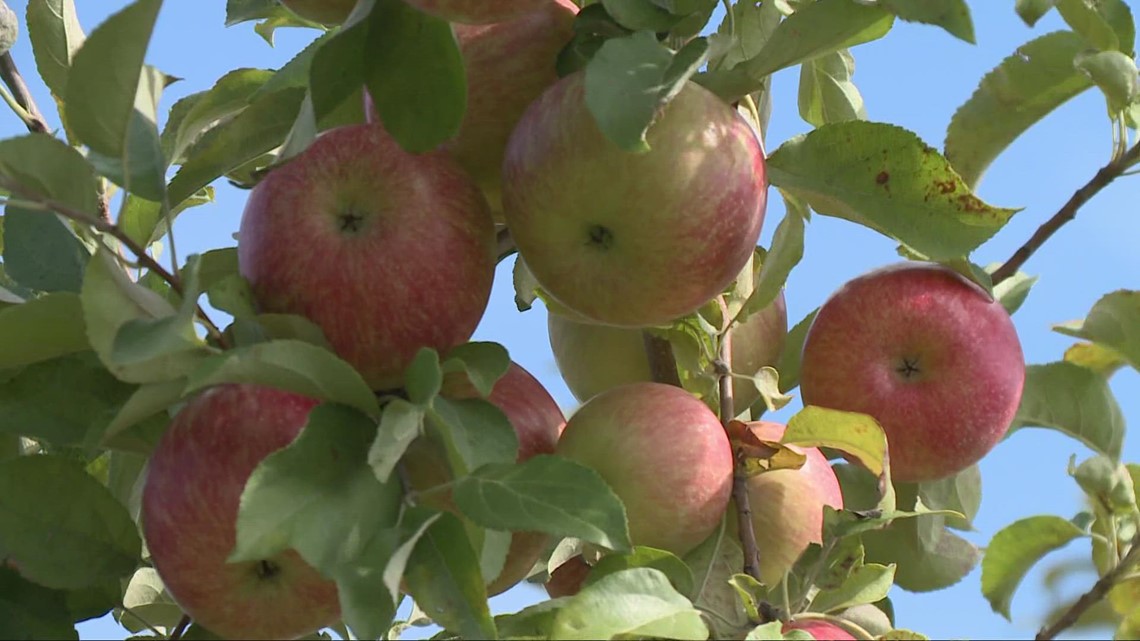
[1036,534,1140,640]
[169,614,192,641]
[992,141,1140,285]
[642,331,682,387]
[0,52,48,133]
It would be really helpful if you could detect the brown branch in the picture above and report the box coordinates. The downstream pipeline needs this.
[0,52,48,133]
[642,331,682,387]
[992,141,1140,285]
[169,614,192,641]
[1036,534,1140,640]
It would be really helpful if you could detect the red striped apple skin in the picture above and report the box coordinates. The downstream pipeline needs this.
[800,262,1026,483]
[404,0,553,24]
[142,385,340,641]
[238,124,496,391]
[784,620,857,640]
[502,72,768,327]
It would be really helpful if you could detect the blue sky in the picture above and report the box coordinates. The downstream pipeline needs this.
[0,0,1132,639]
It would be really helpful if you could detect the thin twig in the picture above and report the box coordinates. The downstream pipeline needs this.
[992,141,1140,285]
[642,331,682,387]
[1036,534,1140,640]
[0,52,48,133]
[169,614,192,641]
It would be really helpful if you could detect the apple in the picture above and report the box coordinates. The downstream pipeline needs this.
[501,72,768,327]
[783,619,856,640]
[545,555,591,598]
[799,262,1026,483]
[141,385,340,640]
[238,123,496,391]
[554,382,733,557]
[404,0,553,24]
[279,0,358,25]
[547,290,787,408]
[738,421,843,588]
[402,361,566,595]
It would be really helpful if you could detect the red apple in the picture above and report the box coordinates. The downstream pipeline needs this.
[784,619,856,640]
[402,361,566,595]
[279,0,357,24]
[545,555,591,598]
[404,0,553,24]
[554,382,733,557]
[238,124,496,391]
[141,385,340,640]
[547,290,788,408]
[799,262,1026,482]
[741,421,843,587]
[501,72,768,327]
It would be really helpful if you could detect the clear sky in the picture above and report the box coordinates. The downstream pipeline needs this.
[0,1,1132,639]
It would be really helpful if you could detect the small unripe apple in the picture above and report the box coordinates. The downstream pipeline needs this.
[279,0,357,25]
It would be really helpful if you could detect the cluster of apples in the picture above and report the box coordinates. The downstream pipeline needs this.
[138,0,1029,639]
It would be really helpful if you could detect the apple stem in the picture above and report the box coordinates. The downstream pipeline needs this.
[991,140,1140,285]
[169,614,192,640]
[641,331,682,387]
[1035,532,1140,641]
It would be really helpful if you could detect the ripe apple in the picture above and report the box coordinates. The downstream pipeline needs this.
[238,124,496,391]
[547,290,787,408]
[737,421,844,587]
[783,619,856,640]
[404,0,553,24]
[554,382,733,557]
[545,555,591,598]
[141,385,340,640]
[279,0,357,25]
[799,262,1026,483]
[501,72,768,327]
[402,361,566,595]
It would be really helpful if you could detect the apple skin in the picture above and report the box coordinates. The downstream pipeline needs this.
[554,382,733,557]
[738,421,844,588]
[402,362,566,595]
[141,385,340,640]
[238,124,496,391]
[404,0,553,24]
[783,620,856,640]
[501,72,768,327]
[799,262,1026,483]
[279,0,358,25]
[545,555,591,598]
[547,290,787,408]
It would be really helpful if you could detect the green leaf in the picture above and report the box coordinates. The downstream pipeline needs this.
[712,0,782,72]
[945,31,1093,188]
[2,207,89,294]
[798,50,866,127]
[439,342,511,399]
[915,465,982,531]
[988,266,1038,315]
[551,567,709,640]
[65,579,119,624]
[368,398,424,483]
[745,621,798,640]
[405,348,443,406]
[0,566,79,640]
[1071,455,1136,514]
[0,455,141,589]
[776,308,817,393]
[0,133,101,215]
[1009,361,1125,461]
[428,396,519,477]
[785,406,888,479]
[163,68,274,165]
[584,31,706,152]
[0,293,88,368]
[84,65,167,201]
[1016,0,1058,26]
[739,193,805,320]
[112,314,203,367]
[767,120,1018,261]
[810,563,896,613]
[453,454,633,553]
[981,515,1085,619]
[1057,0,1135,52]
[26,0,86,97]
[512,255,539,312]
[1075,50,1140,114]
[117,568,182,633]
[403,511,496,640]
[119,187,214,248]
[1054,290,1140,372]
[586,547,695,597]
[99,378,184,449]
[185,339,380,418]
[1064,341,1128,377]
[861,513,981,592]
[602,0,681,32]
[878,0,975,43]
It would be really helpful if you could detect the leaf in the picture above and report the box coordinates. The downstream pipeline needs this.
[26,0,86,97]
[0,566,79,640]
[1016,0,1058,26]
[1070,455,1136,514]
[118,568,182,633]
[185,339,380,418]
[1064,342,1127,377]
[798,50,866,128]
[1057,0,1135,52]
[231,404,402,571]
[810,563,895,613]
[405,348,443,407]
[915,465,981,531]
[0,293,88,368]
[767,120,1018,261]
[112,314,203,367]
[584,31,706,152]
[682,519,749,632]
[403,511,496,640]
[1009,361,1125,461]
[861,513,981,592]
[440,342,512,399]
[785,406,888,478]
[739,193,806,319]
[164,68,274,165]
[945,31,1093,188]
[878,0,975,43]
[1055,290,1140,372]
[0,455,141,589]
[981,515,1085,619]
[988,267,1038,315]
[100,378,184,449]
[368,398,424,483]
[2,208,89,294]
[119,187,214,248]
[586,547,695,597]
[84,65,167,201]
[512,255,540,312]
[1075,50,1140,114]
[428,397,519,477]
[551,567,709,640]
[776,308,817,393]
[452,454,633,552]
[602,0,681,32]
[745,621,797,640]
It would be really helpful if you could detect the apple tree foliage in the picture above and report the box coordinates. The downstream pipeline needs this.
[0,0,1137,640]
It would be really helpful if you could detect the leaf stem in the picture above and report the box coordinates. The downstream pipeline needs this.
[1035,533,1140,640]
[0,52,47,133]
[991,141,1140,285]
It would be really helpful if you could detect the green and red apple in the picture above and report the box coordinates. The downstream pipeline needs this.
[784,619,856,640]
[279,0,357,25]
[554,382,733,557]
[238,124,496,391]
[799,262,1025,482]
[141,385,340,640]
[501,72,769,327]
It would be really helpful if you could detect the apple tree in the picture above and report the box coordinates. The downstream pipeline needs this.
[0,0,1138,640]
